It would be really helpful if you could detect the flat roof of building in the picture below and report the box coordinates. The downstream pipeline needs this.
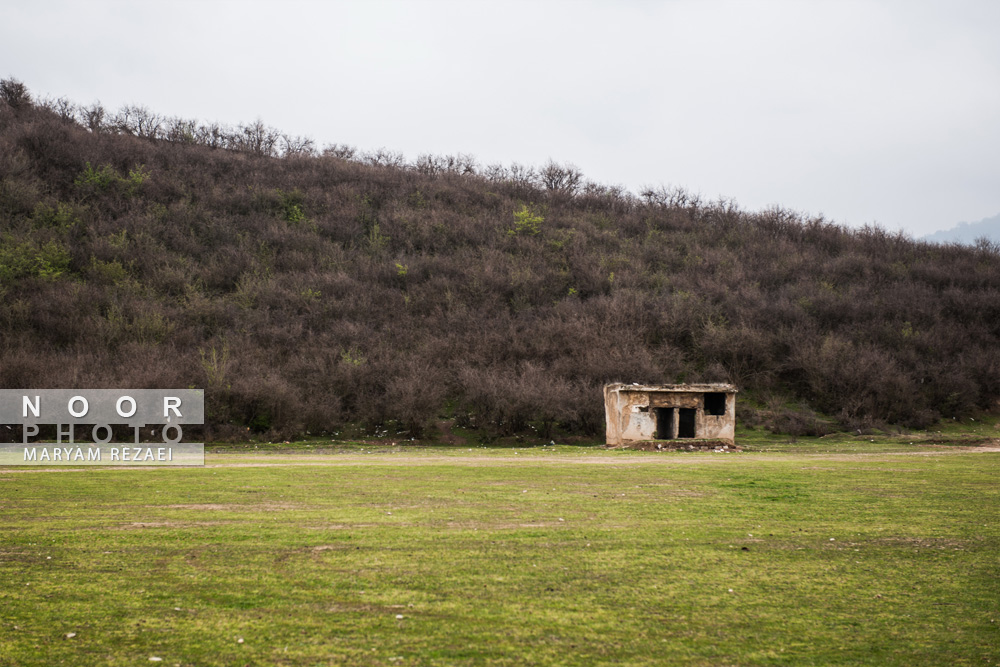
[605,383,738,393]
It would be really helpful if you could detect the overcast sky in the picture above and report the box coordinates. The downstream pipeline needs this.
[3,0,998,236]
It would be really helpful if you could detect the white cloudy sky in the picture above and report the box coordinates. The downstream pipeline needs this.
[2,0,998,236]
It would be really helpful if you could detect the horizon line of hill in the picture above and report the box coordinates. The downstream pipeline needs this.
[922,213,1000,246]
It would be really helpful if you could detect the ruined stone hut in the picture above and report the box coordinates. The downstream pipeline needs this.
[604,383,737,446]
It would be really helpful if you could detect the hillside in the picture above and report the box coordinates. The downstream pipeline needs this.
[2,79,999,440]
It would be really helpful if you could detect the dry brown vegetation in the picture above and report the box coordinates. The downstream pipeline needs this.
[1,78,999,440]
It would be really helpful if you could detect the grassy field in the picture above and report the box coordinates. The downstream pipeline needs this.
[1,435,998,666]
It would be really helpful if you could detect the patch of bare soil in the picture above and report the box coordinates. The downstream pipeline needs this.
[2,440,998,473]
[619,440,741,453]
[867,536,972,549]
[919,437,998,446]
[434,420,468,446]
[110,521,230,530]
[156,502,301,511]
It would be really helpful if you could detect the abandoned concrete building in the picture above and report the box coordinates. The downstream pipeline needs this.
[604,383,738,446]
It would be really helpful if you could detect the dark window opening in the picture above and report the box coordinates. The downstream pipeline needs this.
[678,408,696,438]
[654,408,673,439]
[704,392,726,416]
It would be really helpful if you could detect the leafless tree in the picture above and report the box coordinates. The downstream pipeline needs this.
[483,162,508,182]
[640,184,702,211]
[112,104,164,139]
[507,163,538,188]
[77,102,108,132]
[195,122,229,148]
[39,96,76,122]
[415,153,479,176]
[362,148,406,168]
[323,143,357,160]
[281,133,316,157]
[234,119,280,156]
[540,160,582,196]
[0,77,31,108]
[165,117,198,143]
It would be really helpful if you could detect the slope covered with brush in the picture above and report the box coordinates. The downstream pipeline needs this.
[1,79,998,440]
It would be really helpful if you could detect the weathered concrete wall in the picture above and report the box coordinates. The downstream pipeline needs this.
[604,388,656,445]
[648,393,701,409]
[604,384,736,446]
[698,393,736,442]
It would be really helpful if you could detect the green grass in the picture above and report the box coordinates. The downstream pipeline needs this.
[1,440,998,665]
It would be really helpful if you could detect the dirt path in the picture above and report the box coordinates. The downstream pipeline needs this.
[0,444,997,473]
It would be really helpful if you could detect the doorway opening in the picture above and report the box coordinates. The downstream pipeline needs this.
[654,408,673,439]
[678,408,696,438]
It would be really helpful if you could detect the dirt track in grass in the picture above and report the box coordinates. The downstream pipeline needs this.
[1,442,997,474]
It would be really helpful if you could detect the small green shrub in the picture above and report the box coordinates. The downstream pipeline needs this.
[131,310,174,345]
[341,347,366,366]
[87,257,132,285]
[233,271,269,310]
[366,222,389,253]
[124,166,149,196]
[75,162,117,192]
[31,202,81,230]
[510,204,544,236]
[0,238,71,283]
[285,204,305,223]
[97,302,174,346]
[248,410,273,432]
[200,343,232,389]
[74,162,148,198]
[108,229,129,249]
[276,189,307,223]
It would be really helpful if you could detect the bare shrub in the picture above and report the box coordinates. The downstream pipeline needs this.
[539,160,582,197]
[118,105,163,138]
[0,77,32,109]
[322,143,357,160]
